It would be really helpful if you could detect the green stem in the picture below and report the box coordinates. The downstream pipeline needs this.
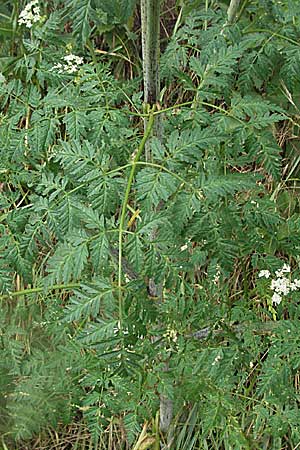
[0,283,80,300]
[152,101,193,116]
[236,0,248,21]
[108,161,195,190]
[243,28,300,47]
[118,108,155,328]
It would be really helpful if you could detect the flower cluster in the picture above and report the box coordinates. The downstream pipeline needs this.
[163,327,178,343]
[213,264,221,285]
[51,54,84,74]
[258,269,270,279]
[18,0,41,28]
[258,263,300,305]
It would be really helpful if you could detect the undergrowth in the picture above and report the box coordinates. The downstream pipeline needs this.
[1,0,300,449]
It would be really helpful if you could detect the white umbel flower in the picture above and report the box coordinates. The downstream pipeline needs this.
[18,0,41,28]
[272,292,282,305]
[258,269,271,279]
[51,54,84,74]
[292,279,300,289]
[63,54,84,65]
[258,261,300,308]
[271,276,291,296]
[275,263,291,278]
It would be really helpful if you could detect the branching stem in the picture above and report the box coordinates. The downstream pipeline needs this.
[117,108,155,328]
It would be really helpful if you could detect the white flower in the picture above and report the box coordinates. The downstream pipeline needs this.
[272,292,282,305]
[180,244,188,252]
[290,281,298,292]
[51,54,84,74]
[124,274,130,284]
[66,65,78,74]
[51,62,63,73]
[212,354,222,366]
[271,276,291,295]
[292,279,300,288]
[213,275,220,284]
[282,263,291,273]
[275,263,291,278]
[18,0,41,28]
[213,265,221,284]
[258,269,271,279]
[256,261,299,308]
[169,329,177,343]
[63,54,84,65]
[163,328,178,343]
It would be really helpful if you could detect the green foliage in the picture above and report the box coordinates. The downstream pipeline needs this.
[0,298,82,441]
[1,0,300,449]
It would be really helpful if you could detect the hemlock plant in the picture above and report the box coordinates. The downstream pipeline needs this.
[1,0,300,448]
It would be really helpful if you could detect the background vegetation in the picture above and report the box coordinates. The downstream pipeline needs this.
[1,0,300,449]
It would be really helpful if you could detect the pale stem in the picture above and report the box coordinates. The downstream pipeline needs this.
[227,0,241,24]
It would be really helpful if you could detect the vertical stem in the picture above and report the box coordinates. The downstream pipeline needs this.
[140,0,163,286]
[141,0,162,160]
[204,0,209,30]
[141,0,173,439]
[227,0,241,24]
[141,0,160,106]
